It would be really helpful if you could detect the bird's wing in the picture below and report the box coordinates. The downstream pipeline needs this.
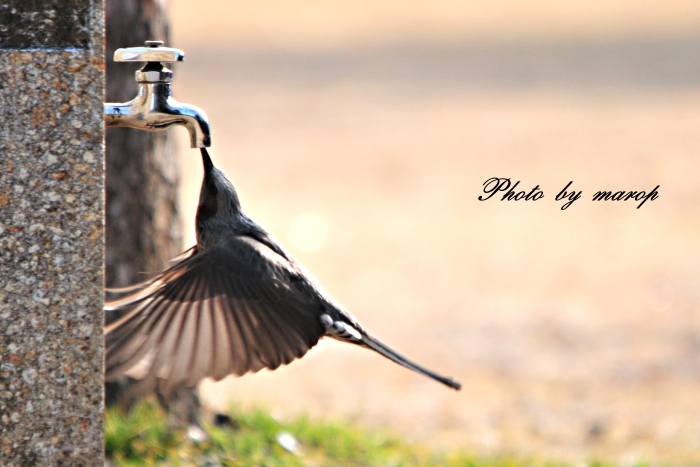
[104,246,198,297]
[105,235,326,393]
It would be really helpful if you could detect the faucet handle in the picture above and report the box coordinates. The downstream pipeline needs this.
[114,40,185,63]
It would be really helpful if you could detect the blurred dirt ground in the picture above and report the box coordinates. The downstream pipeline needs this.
[160,1,700,464]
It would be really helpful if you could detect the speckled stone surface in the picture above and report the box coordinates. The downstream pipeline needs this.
[0,0,92,50]
[0,2,105,466]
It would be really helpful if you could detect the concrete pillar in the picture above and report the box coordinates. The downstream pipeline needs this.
[0,1,105,466]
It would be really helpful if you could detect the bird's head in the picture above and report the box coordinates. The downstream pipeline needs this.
[196,149,243,246]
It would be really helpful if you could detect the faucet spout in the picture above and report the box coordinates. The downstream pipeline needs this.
[104,41,212,148]
[105,83,211,148]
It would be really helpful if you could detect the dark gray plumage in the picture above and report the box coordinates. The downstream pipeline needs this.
[105,149,461,392]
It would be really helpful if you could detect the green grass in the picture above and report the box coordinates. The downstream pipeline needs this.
[106,399,642,467]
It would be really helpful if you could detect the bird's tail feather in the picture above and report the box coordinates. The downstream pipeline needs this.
[361,334,461,390]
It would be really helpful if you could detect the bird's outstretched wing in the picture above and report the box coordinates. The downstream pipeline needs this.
[105,235,326,393]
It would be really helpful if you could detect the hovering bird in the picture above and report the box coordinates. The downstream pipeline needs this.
[105,149,461,393]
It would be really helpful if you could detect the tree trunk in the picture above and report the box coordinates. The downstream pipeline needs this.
[105,0,187,411]
[105,0,181,291]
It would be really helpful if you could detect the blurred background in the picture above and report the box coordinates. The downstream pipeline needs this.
[162,1,700,464]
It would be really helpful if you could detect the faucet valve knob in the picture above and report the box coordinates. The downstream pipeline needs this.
[114,40,185,64]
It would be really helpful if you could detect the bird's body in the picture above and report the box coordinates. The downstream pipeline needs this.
[105,149,461,392]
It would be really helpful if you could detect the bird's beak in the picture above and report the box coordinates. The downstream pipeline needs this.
[201,148,214,172]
